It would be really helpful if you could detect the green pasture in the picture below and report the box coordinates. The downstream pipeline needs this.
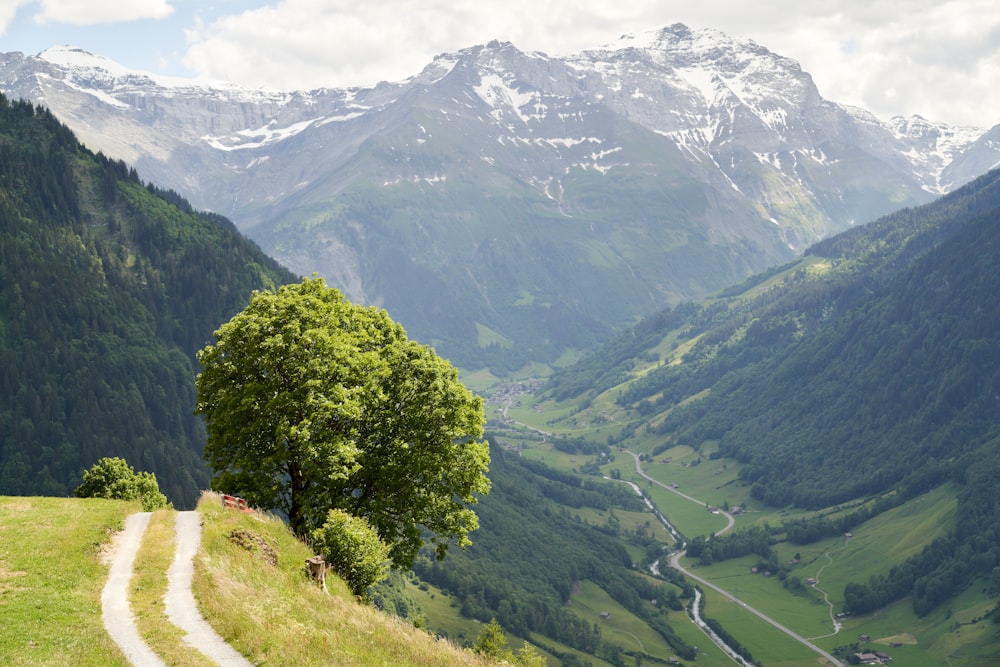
[697,587,827,667]
[640,461,748,513]
[403,577,486,646]
[569,580,733,666]
[516,443,588,473]
[813,584,1000,667]
[639,482,729,539]
[527,633,616,667]
[684,554,836,640]
[572,506,672,544]
[0,496,135,667]
[461,368,501,393]
[775,485,959,610]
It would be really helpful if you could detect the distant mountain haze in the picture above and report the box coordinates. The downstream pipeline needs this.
[3,24,997,369]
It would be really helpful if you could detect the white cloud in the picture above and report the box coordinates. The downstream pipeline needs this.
[175,1,1000,127]
[0,1,33,34]
[29,0,173,26]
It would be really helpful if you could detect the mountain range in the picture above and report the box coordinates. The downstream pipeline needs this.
[5,28,1000,662]
[4,24,998,369]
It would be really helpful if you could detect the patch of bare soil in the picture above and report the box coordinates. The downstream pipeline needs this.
[227,529,279,567]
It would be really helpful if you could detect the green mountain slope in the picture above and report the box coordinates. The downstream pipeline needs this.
[0,95,297,506]
[410,441,702,665]
[537,167,1000,620]
[253,95,791,372]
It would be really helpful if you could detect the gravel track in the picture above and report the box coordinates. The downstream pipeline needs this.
[101,512,168,667]
[102,510,254,666]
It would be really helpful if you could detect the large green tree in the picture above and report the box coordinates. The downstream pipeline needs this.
[195,276,489,567]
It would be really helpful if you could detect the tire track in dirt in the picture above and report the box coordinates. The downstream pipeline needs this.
[101,512,168,667]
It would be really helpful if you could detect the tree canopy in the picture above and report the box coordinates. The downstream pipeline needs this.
[195,276,490,567]
[75,457,170,512]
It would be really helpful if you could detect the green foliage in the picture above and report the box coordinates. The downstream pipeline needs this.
[74,457,170,511]
[472,619,546,666]
[553,166,1000,617]
[0,93,296,507]
[685,524,776,567]
[414,442,696,661]
[311,509,391,596]
[472,619,509,657]
[196,276,490,568]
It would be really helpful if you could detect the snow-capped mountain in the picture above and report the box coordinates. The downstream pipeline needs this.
[1,26,994,369]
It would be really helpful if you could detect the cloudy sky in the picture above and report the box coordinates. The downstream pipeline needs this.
[1,0,997,127]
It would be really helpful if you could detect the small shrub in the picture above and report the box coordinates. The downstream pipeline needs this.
[74,457,170,511]
[311,509,390,596]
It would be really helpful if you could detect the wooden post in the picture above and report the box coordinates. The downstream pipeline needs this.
[305,555,330,592]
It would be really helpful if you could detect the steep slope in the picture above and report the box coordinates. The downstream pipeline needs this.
[1,26,991,369]
[0,95,297,506]
[541,167,1000,619]
[552,167,1000,501]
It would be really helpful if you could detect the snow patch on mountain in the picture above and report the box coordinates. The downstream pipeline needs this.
[35,71,131,109]
[202,117,321,151]
[39,46,131,78]
[473,72,544,124]
[677,66,719,107]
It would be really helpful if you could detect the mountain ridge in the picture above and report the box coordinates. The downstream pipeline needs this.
[3,24,997,368]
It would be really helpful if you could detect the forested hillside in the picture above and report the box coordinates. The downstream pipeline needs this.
[412,441,698,665]
[0,95,297,506]
[542,167,1000,618]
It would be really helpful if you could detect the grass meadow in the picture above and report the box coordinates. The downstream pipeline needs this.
[0,496,136,666]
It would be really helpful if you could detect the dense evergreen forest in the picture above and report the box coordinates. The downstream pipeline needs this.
[0,94,297,506]
[545,167,1000,617]
[411,442,698,665]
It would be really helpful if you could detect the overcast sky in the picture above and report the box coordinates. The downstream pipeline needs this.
[1,0,997,128]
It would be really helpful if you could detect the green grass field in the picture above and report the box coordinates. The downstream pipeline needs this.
[640,483,729,539]
[697,586,825,667]
[0,496,137,666]
[568,580,736,666]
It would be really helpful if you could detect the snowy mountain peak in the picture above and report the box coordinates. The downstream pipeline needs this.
[2,26,996,371]
[4,27,994,250]
[38,45,131,77]
[599,23,774,64]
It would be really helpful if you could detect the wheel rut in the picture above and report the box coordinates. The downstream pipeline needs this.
[102,510,253,666]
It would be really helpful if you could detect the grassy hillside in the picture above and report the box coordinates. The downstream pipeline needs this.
[470,168,1000,663]
[0,496,137,666]
[191,493,503,666]
[0,493,508,666]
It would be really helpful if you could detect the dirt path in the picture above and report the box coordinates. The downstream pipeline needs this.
[806,541,849,640]
[101,512,168,667]
[102,510,253,667]
[166,510,254,666]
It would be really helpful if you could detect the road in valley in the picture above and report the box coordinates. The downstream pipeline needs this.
[622,450,734,537]
[623,451,844,667]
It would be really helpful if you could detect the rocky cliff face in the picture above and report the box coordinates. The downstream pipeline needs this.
[2,26,994,368]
